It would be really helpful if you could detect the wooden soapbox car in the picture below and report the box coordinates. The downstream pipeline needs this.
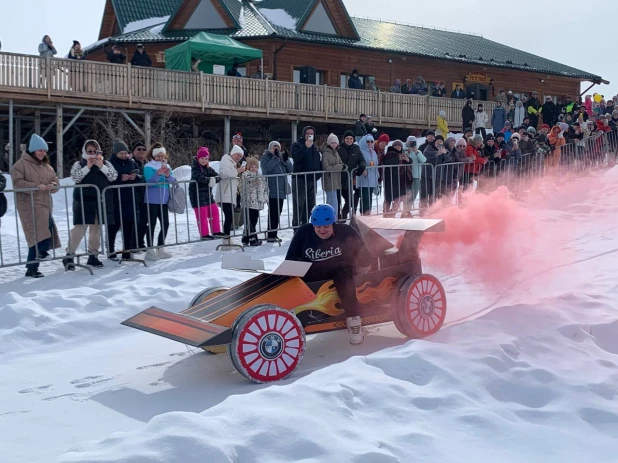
[122,216,446,383]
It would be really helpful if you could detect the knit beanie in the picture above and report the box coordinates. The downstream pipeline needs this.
[28,134,48,152]
[343,130,355,139]
[246,157,259,170]
[268,141,281,151]
[132,141,146,151]
[112,140,129,155]
[197,147,210,160]
[473,134,483,142]
[377,133,390,145]
[426,130,435,137]
[435,135,445,142]
[406,136,417,147]
[230,145,244,157]
[232,133,243,143]
[439,110,446,117]
[327,133,339,145]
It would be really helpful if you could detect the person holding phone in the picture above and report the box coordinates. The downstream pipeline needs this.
[291,126,322,229]
[64,140,118,269]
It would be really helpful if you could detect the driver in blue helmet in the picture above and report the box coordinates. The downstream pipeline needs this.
[286,204,372,344]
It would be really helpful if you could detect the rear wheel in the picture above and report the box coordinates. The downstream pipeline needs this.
[394,274,446,338]
[186,287,230,354]
[229,304,306,383]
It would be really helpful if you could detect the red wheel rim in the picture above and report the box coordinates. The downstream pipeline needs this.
[236,309,304,382]
[405,275,446,336]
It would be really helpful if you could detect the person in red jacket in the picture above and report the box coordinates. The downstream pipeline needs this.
[462,134,487,191]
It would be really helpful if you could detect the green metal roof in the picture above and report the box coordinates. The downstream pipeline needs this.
[98,0,600,80]
[111,0,180,31]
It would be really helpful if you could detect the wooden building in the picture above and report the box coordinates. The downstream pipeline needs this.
[90,0,602,100]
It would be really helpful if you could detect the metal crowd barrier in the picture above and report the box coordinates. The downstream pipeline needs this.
[2,132,618,273]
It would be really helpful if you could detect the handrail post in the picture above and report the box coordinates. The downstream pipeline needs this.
[265,77,270,116]
[127,63,132,106]
[378,89,382,124]
[46,55,51,99]
[200,71,205,112]
[323,84,328,120]
[426,96,430,128]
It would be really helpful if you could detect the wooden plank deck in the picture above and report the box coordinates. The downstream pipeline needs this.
[0,51,496,128]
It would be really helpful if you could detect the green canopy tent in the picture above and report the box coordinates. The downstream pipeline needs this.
[164,32,263,75]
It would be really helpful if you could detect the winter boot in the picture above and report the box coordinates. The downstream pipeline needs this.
[201,235,214,241]
[25,269,44,278]
[145,249,159,261]
[87,255,104,268]
[346,316,364,345]
[157,248,172,259]
[62,255,75,271]
[249,237,263,247]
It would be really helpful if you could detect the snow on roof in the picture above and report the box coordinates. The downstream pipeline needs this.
[123,15,171,34]
[83,37,112,53]
[150,23,166,35]
[259,8,297,29]
[238,5,246,29]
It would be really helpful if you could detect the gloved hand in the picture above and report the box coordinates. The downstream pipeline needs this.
[209,177,217,187]
[282,151,290,162]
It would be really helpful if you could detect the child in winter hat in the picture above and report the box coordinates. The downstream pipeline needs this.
[196,147,210,160]
[28,134,49,152]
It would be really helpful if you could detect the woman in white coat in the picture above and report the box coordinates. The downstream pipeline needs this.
[514,101,526,128]
[216,145,246,238]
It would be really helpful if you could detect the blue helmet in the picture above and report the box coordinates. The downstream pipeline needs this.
[311,204,336,226]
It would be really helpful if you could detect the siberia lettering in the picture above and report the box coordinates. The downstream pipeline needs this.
[305,246,342,262]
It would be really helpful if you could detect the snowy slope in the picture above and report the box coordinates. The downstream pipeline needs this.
[1,168,617,462]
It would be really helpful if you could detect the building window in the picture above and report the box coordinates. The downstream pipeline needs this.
[340,73,373,89]
[293,67,324,85]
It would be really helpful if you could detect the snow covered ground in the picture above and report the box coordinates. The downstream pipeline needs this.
[1,166,617,462]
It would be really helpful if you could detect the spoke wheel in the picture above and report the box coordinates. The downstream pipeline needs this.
[394,275,446,338]
[229,305,306,383]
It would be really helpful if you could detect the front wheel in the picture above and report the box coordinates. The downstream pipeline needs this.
[393,274,447,338]
[229,304,306,383]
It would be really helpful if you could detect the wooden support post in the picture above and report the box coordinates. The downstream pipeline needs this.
[291,121,298,143]
[224,116,231,156]
[46,55,51,100]
[323,84,328,120]
[200,72,205,112]
[144,111,152,147]
[377,90,382,125]
[127,63,132,106]
[56,104,63,178]
[35,110,41,135]
[8,99,13,171]
[265,77,270,116]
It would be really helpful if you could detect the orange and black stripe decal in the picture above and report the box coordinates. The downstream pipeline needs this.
[122,307,229,347]
[183,274,290,320]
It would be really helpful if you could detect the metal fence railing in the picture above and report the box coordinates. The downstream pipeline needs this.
[1,132,617,273]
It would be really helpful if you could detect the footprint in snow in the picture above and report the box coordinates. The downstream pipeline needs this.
[137,362,171,370]
[18,384,53,395]
[70,376,114,389]
[43,393,89,402]
[169,352,187,357]
[0,410,31,417]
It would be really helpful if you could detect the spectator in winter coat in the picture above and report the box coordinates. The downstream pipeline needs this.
[217,145,245,239]
[240,158,268,247]
[367,76,378,91]
[491,101,506,133]
[495,89,508,107]
[462,99,475,131]
[473,104,489,139]
[11,134,61,278]
[107,45,126,64]
[131,141,149,250]
[405,136,427,206]
[436,111,449,138]
[605,100,615,115]
[418,131,435,154]
[338,130,366,219]
[412,76,428,95]
[65,139,118,269]
[355,114,368,142]
[519,132,536,156]
[541,96,557,127]
[401,79,414,95]
[420,136,447,210]
[507,103,515,124]
[432,82,447,97]
[462,135,487,189]
[451,138,472,185]
[348,69,363,89]
[320,134,345,214]
[575,106,589,124]
[260,141,293,242]
[130,44,152,67]
[106,140,144,260]
[68,41,85,60]
[451,84,465,99]
[143,143,176,260]
[390,79,402,93]
[38,35,57,57]
[364,116,375,136]
[382,140,411,216]
[189,147,222,241]
[547,125,566,168]
[291,126,322,227]
[514,101,526,127]
[526,92,541,128]
[584,95,593,116]
[356,135,379,215]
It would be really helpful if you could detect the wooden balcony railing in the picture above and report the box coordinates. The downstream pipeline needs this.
[0,51,497,126]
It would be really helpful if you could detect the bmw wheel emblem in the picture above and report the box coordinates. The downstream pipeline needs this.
[260,333,284,359]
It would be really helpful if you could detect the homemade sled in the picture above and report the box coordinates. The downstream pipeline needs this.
[122,215,446,384]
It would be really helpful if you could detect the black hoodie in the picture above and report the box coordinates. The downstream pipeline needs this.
[188,157,220,208]
[291,126,321,179]
[131,49,152,67]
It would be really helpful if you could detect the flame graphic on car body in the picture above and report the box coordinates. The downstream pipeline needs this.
[294,277,399,317]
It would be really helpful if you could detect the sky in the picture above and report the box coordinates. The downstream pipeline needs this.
[2,0,617,98]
